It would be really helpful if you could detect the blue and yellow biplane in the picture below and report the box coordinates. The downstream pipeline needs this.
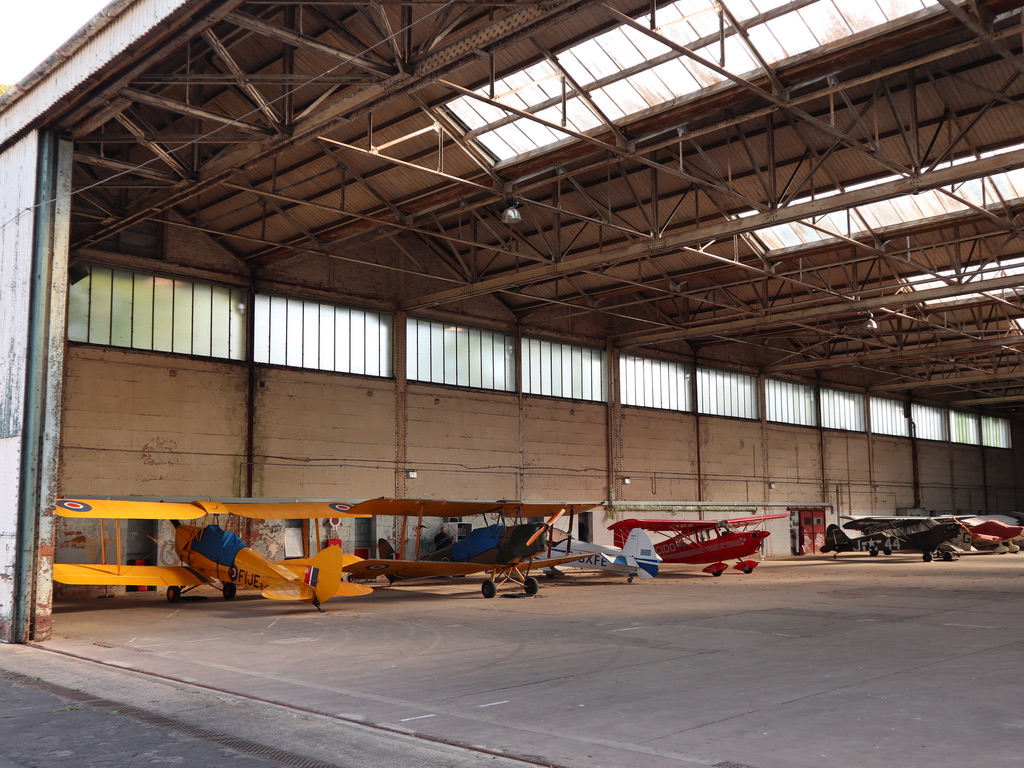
[52,499,373,610]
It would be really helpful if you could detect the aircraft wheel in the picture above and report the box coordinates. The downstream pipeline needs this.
[222,582,237,600]
[166,586,182,603]
[883,547,893,556]
[524,576,540,595]
[742,566,754,574]
[627,575,635,583]
[711,570,724,577]
[922,551,933,562]
[869,548,879,557]
[481,580,497,599]
[942,551,954,562]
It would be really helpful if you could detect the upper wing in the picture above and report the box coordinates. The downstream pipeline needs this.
[720,513,791,525]
[345,497,596,519]
[53,563,208,587]
[608,518,718,534]
[840,516,945,535]
[207,501,370,520]
[56,499,208,519]
[609,514,789,534]
[55,498,369,520]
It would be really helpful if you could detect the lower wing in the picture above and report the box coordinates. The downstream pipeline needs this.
[344,559,500,580]
[53,563,207,587]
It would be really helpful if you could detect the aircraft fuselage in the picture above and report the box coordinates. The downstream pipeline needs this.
[654,530,769,565]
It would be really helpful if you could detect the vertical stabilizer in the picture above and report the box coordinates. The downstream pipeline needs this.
[820,524,852,553]
[623,528,661,578]
[307,545,346,606]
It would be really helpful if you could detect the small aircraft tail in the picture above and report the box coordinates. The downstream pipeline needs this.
[820,524,852,553]
[267,545,370,606]
[622,528,661,578]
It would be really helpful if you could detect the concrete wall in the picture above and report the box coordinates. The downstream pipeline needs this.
[58,343,1024,566]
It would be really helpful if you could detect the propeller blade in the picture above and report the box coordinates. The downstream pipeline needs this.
[525,508,566,548]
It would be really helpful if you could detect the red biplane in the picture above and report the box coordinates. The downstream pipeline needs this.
[608,514,789,576]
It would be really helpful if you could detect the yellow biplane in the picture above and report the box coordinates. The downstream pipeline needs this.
[340,498,596,598]
[52,498,373,610]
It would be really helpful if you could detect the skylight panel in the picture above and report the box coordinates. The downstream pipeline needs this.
[661,4,721,41]
[840,0,890,32]
[746,24,789,62]
[757,222,822,249]
[761,14,821,58]
[589,87,632,122]
[649,59,702,95]
[443,0,946,163]
[722,0,759,21]
[903,254,1024,308]
[798,1,854,45]
[626,69,676,108]
[558,45,602,84]
[566,98,609,130]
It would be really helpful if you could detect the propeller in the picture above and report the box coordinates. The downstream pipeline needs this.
[526,508,566,548]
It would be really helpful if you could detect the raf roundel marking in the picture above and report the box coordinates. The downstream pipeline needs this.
[328,503,352,513]
[366,564,392,571]
[228,566,239,581]
[57,500,93,512]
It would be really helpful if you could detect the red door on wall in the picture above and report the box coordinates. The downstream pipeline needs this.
[790,507,827,555]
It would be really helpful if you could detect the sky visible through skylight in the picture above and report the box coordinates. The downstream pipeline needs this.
[447,0,939,162]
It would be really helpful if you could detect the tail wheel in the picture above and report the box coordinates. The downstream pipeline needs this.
[166,586,182,603]
[481,580,497,599]
[222,582,237,600]
[524,576,540,595]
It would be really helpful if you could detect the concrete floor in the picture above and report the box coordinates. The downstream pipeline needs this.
[7,554,1024,768]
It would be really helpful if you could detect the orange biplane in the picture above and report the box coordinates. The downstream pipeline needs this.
[609,514,789,576]
[340,498,597,597]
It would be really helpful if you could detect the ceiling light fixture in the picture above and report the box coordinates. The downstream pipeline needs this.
[864,312,879,331]
[501,199,521,225]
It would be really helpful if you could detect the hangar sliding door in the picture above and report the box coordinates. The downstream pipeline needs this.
[0,130,72,643]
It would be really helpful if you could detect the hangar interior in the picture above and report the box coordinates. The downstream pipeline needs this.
[3,0,1024,642]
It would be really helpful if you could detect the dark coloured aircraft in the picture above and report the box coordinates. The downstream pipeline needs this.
[820,516,967,562]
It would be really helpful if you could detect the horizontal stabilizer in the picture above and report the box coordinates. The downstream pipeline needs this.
[53,563,207,587]
[262,581,316,601]
[335,582,375,597]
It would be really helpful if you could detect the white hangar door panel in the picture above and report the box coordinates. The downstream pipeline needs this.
[0,130,72,643]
